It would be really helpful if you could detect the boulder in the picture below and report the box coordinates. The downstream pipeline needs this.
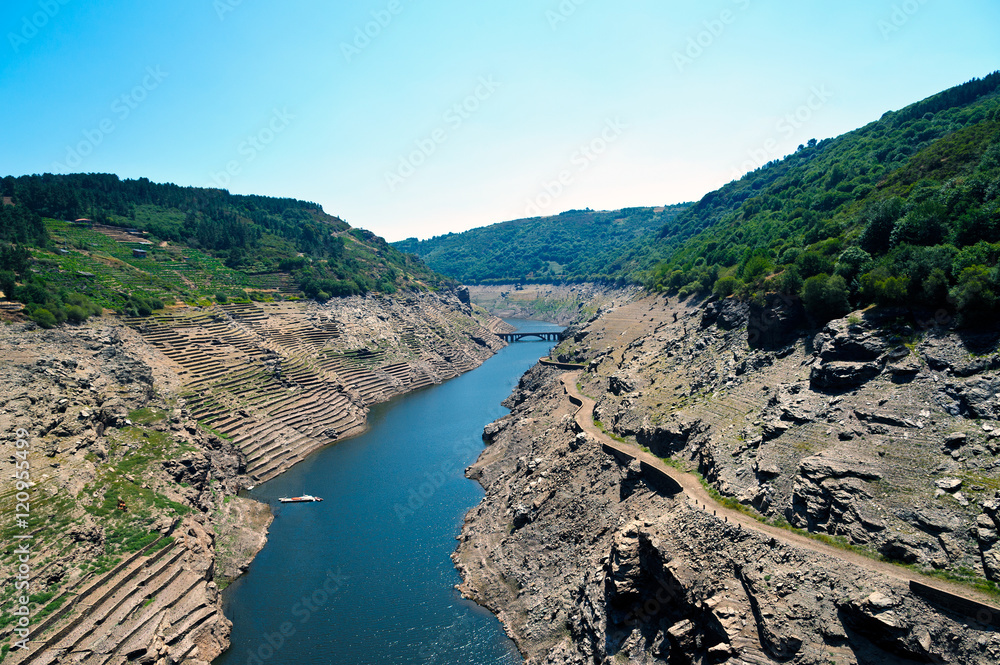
[897,506,961,534]
[935,478,962,492]
[943,432,968,448]
[482,418,510,443]
[748,292,805,350]
[716,298,749,330]
[810,361,883,391]
[609,372,639,396]
[879,533,941,565]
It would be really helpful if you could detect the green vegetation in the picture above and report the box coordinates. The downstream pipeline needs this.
[0,174,450,327]
[393,205,690,284]
[648,72,1000,324]
[593,419,628,444]
[394,73,1000,328]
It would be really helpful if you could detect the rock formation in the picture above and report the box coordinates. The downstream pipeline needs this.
[458,293,1000,664]
[0,291,506,664]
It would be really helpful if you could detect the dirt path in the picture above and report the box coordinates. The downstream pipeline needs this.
[559,371,1000,611]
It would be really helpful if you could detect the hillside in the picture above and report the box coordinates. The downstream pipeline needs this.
[396,73,1000,330]
[458,290,1000,664]
[0,174,449,328]
[393,204,690,285]
[649,72,1000,326]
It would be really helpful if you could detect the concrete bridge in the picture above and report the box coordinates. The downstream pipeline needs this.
[498,331,564,343]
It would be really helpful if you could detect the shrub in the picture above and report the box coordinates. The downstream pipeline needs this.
[0,270,14,299]
[835,247,873,283]
[713,275,741,298]
[951,265,999,323]
[64,305,88,323]
[776,265,803,294]
[31,308,57,328]
[890,200,947,247]
[922,268,951,305]
[796,251,834,279]
[801,274,850,321]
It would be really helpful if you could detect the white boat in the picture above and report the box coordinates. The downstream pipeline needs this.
[278,495,323,503]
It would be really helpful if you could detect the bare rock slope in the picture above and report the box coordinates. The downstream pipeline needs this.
[457,293,1000,664]
[0,291,506,664]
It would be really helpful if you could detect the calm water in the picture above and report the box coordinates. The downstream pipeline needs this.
[215,320,561,665]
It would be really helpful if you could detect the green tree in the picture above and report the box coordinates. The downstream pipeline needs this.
[858,198,906,255]
[890,200,947,247]
[713,275,741,298]
[951,265,999,323]
[835,246,873,284]
[801,274,850,321]
[0,270,15,299]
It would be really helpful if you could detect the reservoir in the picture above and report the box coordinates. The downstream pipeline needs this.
[215,320,561,665]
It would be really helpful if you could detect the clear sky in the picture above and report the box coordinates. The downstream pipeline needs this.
[1,1,998,241]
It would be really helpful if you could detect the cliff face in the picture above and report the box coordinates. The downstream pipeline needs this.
[457,293,1000,664]
[467,284,638,326]
[0,291,507,665]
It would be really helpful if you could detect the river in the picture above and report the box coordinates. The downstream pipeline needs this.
[215,320,562,665]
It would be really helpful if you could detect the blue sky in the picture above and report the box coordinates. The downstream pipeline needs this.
[1,1,998,241]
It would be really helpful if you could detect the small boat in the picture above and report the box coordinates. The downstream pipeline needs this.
[278,495,323,503]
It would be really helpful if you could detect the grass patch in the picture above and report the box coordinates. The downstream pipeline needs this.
[198,422,233,441]
[128,407,167,425]
[38,594,69,620]
[909,566,1000,602]
[593,419,628,444]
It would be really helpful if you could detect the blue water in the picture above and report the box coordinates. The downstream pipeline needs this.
[215,320,561,665]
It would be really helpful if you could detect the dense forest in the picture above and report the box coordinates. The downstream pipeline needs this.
[648,71,1000,324]
[399,73,1000,326]
[5,73,1000,329]
[393,204,690,284]
[0,175,447,327]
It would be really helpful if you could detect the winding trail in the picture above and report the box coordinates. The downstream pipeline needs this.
[559,371,1000,617]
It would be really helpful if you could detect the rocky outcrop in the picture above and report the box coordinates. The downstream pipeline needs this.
[457,361,1000,664]
[459,291,1000,663]
[1,291,506,664]
[467,283,639,326]
[788,454,886,542]
[979,499,1000,581]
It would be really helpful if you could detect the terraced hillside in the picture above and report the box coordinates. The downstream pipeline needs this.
[125,293,511,483]
[0,291,510,665]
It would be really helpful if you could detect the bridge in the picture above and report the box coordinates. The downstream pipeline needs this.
[498,331,565,342]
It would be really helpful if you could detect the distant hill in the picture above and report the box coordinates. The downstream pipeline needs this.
[393,204,691,285]
[648,72,1000,324]
[0,174,448,327]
